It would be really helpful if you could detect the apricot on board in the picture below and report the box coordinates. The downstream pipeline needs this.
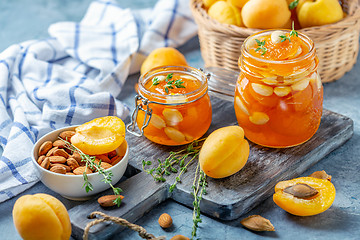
[273,177,336,216]
[199,126,250,178]
[140,47,188,75]
[12,193,71,240]
[71,116,125,155]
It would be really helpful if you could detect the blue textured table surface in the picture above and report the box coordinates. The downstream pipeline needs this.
[1,1,360,240]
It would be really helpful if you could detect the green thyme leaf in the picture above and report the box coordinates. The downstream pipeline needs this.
[289,0,299,10]
[290,21,298,37]
[255,39,267,56]
[152,77,160,86]
[280,35,291,43]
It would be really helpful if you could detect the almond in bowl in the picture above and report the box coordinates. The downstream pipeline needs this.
[31,117,129,200]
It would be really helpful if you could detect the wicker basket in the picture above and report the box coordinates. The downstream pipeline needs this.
[190,0,360,83]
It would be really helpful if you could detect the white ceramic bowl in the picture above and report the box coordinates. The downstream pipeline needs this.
[31,126,129,200]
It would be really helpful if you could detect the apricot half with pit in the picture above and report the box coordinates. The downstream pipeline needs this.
[12,193,71,240]
[273,177,336,216]
[199,126,250,178]
[71,116,125,155]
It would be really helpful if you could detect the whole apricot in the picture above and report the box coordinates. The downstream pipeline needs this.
[208,1,243,27]
[273,177,336,216]
[227,0,249,8]
[199,126,250,178]
[203,0,223,9]
[12,193,71,240]
[241,0,291,29]
[71,116,125,155]
[297,0,343,28]
[140,47,188,75]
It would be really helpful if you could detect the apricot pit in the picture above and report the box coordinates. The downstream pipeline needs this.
[273,177,336,216]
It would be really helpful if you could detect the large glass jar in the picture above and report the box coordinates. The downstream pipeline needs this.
[128,66,212,146]
[234,30,323,148]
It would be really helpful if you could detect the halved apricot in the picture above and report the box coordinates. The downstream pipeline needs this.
[71,116,125,155]
[273,177,336,216]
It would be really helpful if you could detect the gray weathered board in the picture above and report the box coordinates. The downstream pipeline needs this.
[69,96,353,240]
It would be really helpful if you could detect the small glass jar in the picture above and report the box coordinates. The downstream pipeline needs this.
[127,66,212,146]
[234,30,323,148]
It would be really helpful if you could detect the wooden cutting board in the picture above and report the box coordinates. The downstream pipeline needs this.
[69,96,353,240]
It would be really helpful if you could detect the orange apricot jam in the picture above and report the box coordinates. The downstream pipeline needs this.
[234,30,323,148]
[133,66,212,146]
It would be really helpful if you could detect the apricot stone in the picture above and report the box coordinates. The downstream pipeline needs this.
[199,126,250,178]
[12,193,71,240]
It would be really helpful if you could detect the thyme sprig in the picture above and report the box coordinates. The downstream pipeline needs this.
[60,138,123,207]
[290,22,298,37]
[255,39,267,56]
[142,139,208,238]
[280,22,298,43]
[141,139,204,185]
[191,163,207,240]
[280,35,291,43]
[152,77,161,86]
[289,0,299,10]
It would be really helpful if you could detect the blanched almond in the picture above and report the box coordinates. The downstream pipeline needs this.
[166,94,188,104]
[270,30,285,44]
[235,96,249,115]
[150,114,166,129]
[274,86,291,97]
[163,109,183,126]
[164,127,185,143]
[249,112,269,125]
[291,78,310,92]
[251,83,273,97]
[261,78,278,85]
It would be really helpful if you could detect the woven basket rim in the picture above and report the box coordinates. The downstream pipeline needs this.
[190,0,360,36]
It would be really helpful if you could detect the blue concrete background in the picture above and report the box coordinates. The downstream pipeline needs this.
[1,0,360,239]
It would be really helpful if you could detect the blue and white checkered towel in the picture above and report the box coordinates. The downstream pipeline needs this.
[0,0,197,202]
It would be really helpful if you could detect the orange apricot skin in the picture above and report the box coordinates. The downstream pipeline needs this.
[12,193,71,240]
[199,126,250,179]
[273,177,336,216]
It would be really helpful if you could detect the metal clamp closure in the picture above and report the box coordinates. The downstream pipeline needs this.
[126,95,153,137]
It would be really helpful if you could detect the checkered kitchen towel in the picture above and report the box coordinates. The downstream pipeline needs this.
[0,0,197,202]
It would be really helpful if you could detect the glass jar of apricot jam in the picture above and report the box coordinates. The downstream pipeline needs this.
[234,29,323,148]
[127,66,212,146]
